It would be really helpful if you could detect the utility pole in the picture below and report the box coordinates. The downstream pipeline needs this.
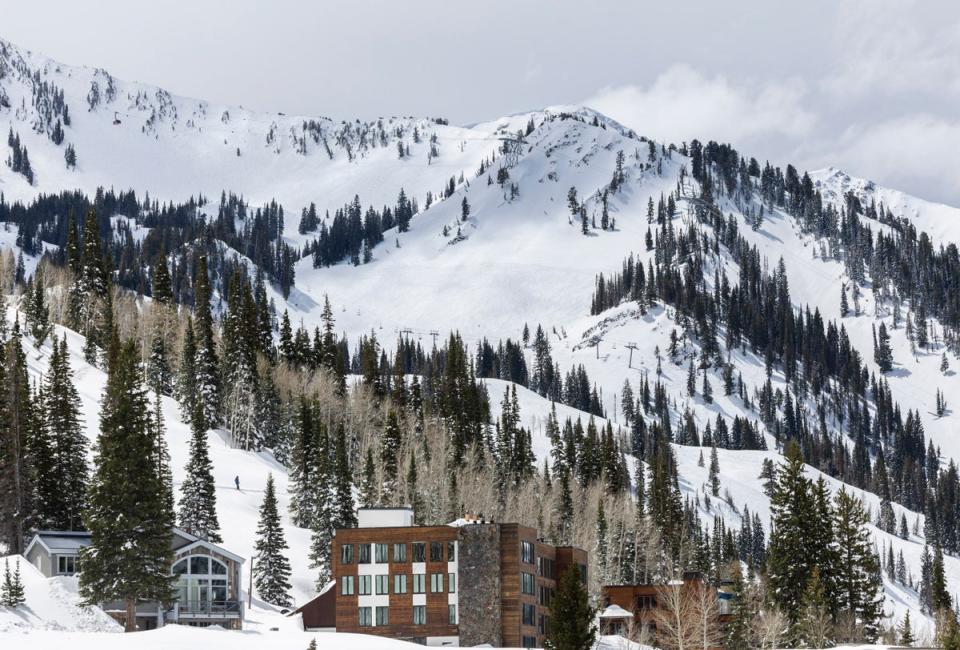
[429,330,439,348]
[626,342,638,368]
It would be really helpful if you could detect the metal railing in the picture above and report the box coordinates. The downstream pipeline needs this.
[176,600,241,616]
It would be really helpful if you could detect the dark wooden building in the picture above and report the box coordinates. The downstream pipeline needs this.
[602,572,734,648]
[332,508,587,648]
[292,584,336,630]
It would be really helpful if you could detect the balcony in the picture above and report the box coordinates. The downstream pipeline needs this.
[175,600,242,618]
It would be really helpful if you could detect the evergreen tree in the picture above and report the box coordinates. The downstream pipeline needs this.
[24,265,50,344]
[360,447,377,507]
[193,256,220,430]
[253,474,292,608]
[833,488,883,642]
[80,339,175,631]
[545,564,595,650]
[71,210,109,365]
[0,322,35,555]
[332,424,356,528]
[708,446,720,497]
[874,322,893,372]
[767,442,818,634]
[177,407,222,542]
[38,336,88,530]
[0,558,25,607]
[900,611,915,647]
[176,317,198,423]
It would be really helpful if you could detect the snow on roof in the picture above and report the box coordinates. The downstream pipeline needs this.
[26,530,92,556]
[600,604,633,618]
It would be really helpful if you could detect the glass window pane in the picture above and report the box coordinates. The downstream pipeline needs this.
[413,543,425,562]
[341,544,353,564]
[393,544,406,562]
[211,559,227,575]
[190,556,209,575]
[173,559,188,575]
[375,544,388,563]
[447,541,456,562]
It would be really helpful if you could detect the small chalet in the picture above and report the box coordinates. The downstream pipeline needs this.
[25,527,245,630]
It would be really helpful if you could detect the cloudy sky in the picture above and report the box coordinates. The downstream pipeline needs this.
[5,0,959,204]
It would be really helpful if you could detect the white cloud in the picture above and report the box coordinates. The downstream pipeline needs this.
[822,115,960,206]
[585,65,816,147]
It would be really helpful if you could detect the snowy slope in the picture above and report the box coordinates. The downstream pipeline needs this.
[0,554,119,632]
[2,33,960,641]
[7,312,317,610]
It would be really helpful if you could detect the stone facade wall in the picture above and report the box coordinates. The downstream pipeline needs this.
[457,524,503,647]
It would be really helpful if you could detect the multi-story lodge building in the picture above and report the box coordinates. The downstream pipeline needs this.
[332,508,587,648]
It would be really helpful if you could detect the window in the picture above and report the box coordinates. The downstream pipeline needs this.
[412,543,426,563]
[413,605,426,625]
[340,544,354,564]
[376,574,390,595]
[578,563,587,583]
[521,572,535,595]
[359,575,372,596]
[375,543,388,563]
[430,573,444,593]
[448,573,456,593]
[448,604,457,624]
[430,541,443,562]
[57,555,79,575]
[393,543,407,562]
[537,557,555,579]
[522,603,536,626]
[359,607,372,627]
[522,635,536,648]
[190,556,209,575]
[447,541,456,562]
[521,541,535,564]
[376,606,389,626]
[538,585,553,606]
[358,544,371,564]
[413,573,426,594]
[341,575,355,596]
[394,574,407,594]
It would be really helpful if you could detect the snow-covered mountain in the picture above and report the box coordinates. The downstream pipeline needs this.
[2,34,959,641]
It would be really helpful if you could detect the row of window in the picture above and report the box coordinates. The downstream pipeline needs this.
[358,604,457,626]
[340,573,456,596]
[341,541,456,565]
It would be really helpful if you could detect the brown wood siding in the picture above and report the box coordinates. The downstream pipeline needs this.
[333,525,457,640]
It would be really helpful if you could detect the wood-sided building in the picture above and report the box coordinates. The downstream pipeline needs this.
[332,508,587,648]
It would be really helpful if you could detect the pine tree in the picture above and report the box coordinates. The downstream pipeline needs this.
[253,474,292,608]
[595,499,608,584]
[360,447,377,507]
[687,359,697,397]
[724,565,755,650]
[176,317,198,422]
[942,353,950,375]
[708,446,720,497]
[332,424,356,528]
[767,442,818,635]
[0,321,35,555]
[380,410,402,499]
[178,407,222,542]
[25,265,50,344]
[0,558,25,607]
[900,611,915,647]
[71,210,109,365]
[874,322,893,372]
[193,256,220,430]
[80,338,175,631]
[545,564,595,650]
[833,488,883,642]
[38,335,88,530]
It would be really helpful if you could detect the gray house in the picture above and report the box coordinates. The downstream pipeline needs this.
[24,527,245,630]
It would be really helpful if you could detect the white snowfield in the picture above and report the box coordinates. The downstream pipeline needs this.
[1,34,959,644]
